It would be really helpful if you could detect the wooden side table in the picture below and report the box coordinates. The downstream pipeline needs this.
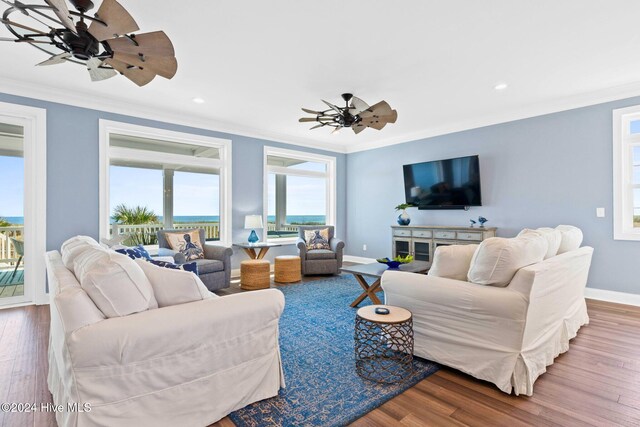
[354,305,414,383]
[240,259,271,290]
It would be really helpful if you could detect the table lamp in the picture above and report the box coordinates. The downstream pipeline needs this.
[244,215,263,244]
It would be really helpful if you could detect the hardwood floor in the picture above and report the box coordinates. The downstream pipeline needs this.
[2,275,639,427]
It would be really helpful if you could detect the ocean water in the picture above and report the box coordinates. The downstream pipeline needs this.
[1,215,327,225]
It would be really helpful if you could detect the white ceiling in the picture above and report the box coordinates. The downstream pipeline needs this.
[2,0,640,153]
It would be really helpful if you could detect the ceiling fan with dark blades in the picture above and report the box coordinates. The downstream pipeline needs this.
[299,93,398,134]
[0,0,177,86]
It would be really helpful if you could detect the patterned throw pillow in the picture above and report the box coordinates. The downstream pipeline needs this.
[304,228,331,250]
[114,244,152,260]
[147,259,199,275]
[164,230,205,261]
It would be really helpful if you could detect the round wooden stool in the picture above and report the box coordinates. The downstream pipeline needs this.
[274,255,301,283]
[240,259,271,290]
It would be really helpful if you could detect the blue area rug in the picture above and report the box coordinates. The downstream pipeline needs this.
[229,275,439,427]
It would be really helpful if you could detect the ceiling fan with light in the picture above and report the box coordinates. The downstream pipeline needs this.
[0,0,177,86]
[299,93,398,134]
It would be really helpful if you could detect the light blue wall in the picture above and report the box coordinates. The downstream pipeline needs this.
[0,93,346,269]
[346,96,640,295]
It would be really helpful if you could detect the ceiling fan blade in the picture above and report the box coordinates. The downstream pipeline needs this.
[0,37,17,41]
[331,126,343,135]
[322,100,342,114]
[88,0,139,41]
[349,96,370,115]
[86,57,117,81]
[104,58,156,86]
[43,0,77,34]
[352,124,366,134]
[309,123,324,130]
[298,117,317,123]
[112,52,177,79]
[36,52,70,66]
[106,31,175,58]
[301,107,321,114]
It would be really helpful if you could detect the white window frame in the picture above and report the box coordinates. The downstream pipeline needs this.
[263,146,337,244]
[0,102,47,308]
[99,120,232,246]
[613,105,640,240]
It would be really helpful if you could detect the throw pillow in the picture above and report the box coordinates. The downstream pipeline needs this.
[73,247,158,318]
[517,228,561,259]
[428,244,479,281]
[135,259,214,308]
[555,225,583,254]
[60,235,102,270]
[147,258,199,275]
[467,233,548,287]
[164,230,205,261]
[304,228,331,250]
[114,244,152,260]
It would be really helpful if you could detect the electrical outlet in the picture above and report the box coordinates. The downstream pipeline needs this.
[362,244,367,251]
[596,207,605,218]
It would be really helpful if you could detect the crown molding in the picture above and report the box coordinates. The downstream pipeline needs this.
[0,77,348,154]
[345,81,640,153]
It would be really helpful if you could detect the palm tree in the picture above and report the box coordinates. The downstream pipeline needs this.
[111,204,159,246]
[0,218,11,227]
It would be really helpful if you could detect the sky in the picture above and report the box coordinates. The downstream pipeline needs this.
[0,156,24,217]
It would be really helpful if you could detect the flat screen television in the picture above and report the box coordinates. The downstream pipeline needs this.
[403,155,482,209]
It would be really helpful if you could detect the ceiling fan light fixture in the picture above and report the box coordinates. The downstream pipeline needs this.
[299,93,397,135]
[1,0,177,87]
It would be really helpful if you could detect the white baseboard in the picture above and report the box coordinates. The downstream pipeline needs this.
[343,255,377,264]
[584,288,640,307]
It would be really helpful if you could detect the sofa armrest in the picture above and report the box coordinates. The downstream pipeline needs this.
[67,289,285,368]
[296,238,307,258]
[382,271,528,320]
[204,244,233,284]
[330,238,344,267]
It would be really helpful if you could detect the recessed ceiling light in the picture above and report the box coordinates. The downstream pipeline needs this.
[494,83,508,91]
[192,97,205,104]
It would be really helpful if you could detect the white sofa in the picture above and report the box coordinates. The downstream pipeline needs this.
[46,240,285,427]
[382,225,593,396]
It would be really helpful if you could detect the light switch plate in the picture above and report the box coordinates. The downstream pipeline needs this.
[596,207,605,218]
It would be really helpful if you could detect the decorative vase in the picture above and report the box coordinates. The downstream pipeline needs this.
[397,209,411,226]
[247,229,259,243]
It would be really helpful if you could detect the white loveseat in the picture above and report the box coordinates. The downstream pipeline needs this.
[45,237,285,427]
[382,225,593,396]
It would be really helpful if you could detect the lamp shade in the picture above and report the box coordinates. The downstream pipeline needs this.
[244,215,264,229]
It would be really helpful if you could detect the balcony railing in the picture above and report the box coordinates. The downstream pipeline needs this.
[110,223,220,245]
[0,226,23,266]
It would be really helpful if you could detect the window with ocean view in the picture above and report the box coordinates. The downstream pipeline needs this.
[264,147,336,241]
[101,122,231,247]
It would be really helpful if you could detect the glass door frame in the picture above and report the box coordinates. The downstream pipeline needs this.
[0,102,47,308]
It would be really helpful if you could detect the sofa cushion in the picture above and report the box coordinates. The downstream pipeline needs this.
[192,258,224,274]
[60,235,102,270]
[304,228,331,250]
[135,259,214,307]
[306,249,336,260]
[164,230,205,261]
[73,247,158,318]
[467,234,548,287]
[556,225,583,254]
[428,244,479,281]
[518,228,562,259]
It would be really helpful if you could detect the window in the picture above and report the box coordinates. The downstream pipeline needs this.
[100,121,231,247]
[264,147,336,242]
[613,105,640,240]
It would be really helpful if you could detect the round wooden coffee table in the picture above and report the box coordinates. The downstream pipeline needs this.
[354,305,414,383]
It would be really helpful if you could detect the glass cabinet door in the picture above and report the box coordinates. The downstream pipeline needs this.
[393,238,411,258]
[412,239,430,262]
